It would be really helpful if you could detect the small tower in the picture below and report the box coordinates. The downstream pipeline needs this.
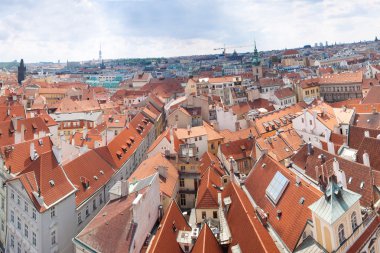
[251,41,263,82]
[99,43,102,63]
[17,59,26,85]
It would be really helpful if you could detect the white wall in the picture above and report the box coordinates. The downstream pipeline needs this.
[215,107,237,131]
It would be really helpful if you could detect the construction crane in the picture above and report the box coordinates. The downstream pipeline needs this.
[213,44,254,56]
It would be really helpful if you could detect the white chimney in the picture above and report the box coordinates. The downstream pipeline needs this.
[327,141,335,154]
[52,145,63,164]
[364,131,370,138]
[30,143,36,160]
[157,166,168,179]
[120,180,129,197]
[333,158,347,188]
[363,152,370,167]
[169,127,175,152]
[20,124,25,143]
[82,127,88,140]
[377,134,380,140]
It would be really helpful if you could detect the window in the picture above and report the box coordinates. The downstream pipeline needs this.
[24,201,28,213]
[99,193,103,205]
[77,212,82,225]
[1,197,3,210]
[93,199,96,210]
[370,246,375,253]
[180,166,185,171]
[11,210,14,223]
[10,235,14,248]
[266,171,290,205]
[17,217,21,230]
[32,232,36,246]
[202,211,206,219]
[86,206,89,217]
[302,118,304,123]
[199,136,202,141]
[211,143,215,150]
[32,209,36,220]
[213,211,218,219]
[11,190,14,200]
[309,120,312,126]
[50,206,55,218]
[25,224,28,238]
[180,194,186,206]
[17,242,21,253]
[180,178,185,187]
[338,224,345,245]
[195,137,198,141]
[1,220,4,232]
[51,231,56,245]
[351,212,358,231]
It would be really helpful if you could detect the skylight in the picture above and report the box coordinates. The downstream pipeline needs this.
[266,171,289,205]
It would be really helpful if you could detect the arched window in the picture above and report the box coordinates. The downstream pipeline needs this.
[338,224,345,245]
[351,212,358,231]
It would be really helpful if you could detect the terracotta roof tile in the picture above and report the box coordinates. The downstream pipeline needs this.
[195,167,222,209]
[245,155,322,251]
[292,145,375,207]
[192,224,223,253]
[147,201,191,253]
[222,182,280,253]
[129,153,178,198]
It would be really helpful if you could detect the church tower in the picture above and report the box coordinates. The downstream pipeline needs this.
[99,44,102,63]
[17,59,26,85]
[252,41,263,82]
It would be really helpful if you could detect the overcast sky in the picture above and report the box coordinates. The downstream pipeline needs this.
[1,0,380,62]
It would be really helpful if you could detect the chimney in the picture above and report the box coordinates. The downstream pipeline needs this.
[364,131,370,138]
[20,124,25,143]
[30,142,36,160]
[307,142,313,155]
[333,158,347,188]
[120,180,129,197]
[82,127,88,140]
[187,125,191,135]
[52,145,63,164]
[327,141,335,154]
[157,166,168,179]
[11,117,17,130]
[363,151,370,167]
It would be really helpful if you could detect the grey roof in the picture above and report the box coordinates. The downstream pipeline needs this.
[294,236,327,253]
[309,181,361,224]
[50,111,102,122]
[130,173,157,193]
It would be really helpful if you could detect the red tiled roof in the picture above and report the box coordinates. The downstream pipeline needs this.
[274,87,295,99]
[192,224,223,253]
[362,86,380,104]
[245,155,322,251]
[348,125,380,150]
[222,182,280,253]
[220,138,255,161]
[94,127,142,169]
[292,145,375,207]
[129,153,178,198]
[195,167,222,209]
[147,201,191,253]
[62,150,115,207]
[14,151,75,212]
[346,216,380,253]
[76,187,148,253]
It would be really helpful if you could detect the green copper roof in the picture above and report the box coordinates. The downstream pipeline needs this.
[309,181,361,225]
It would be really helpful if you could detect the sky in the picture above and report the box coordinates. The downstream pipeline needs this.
[1,0,380,62]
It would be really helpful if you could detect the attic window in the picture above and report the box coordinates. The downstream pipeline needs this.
[32,123,37,130]
[299,197,305,205]
[360,181,364,189]
[9,129,14,134]
[262,163,266,168]
[99,170,104,175]
[49,180,55,187]
[116,151,122,159]
[121,145,127,153]
[80,176,90,189]
[130,137,135,142]
[266,171,289,205]
[38,139,43,146]
[93,176,98,180]
[240,145,246,151]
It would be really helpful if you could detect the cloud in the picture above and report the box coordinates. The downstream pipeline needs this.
[0,0,379,62]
